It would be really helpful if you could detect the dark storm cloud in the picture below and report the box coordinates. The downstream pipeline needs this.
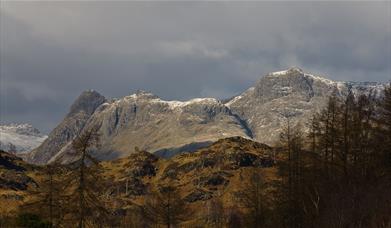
[1,1,390,132]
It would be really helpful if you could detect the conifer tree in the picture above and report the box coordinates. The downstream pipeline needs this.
[300,89,391,227]
[279,120,305,228]
[21,164,65,227]
[203,197,225,228]
[63,126,109,228]
[143,185,191,228]
[235,170,269,228]
[378,83,391,173]
[340,90,355,176]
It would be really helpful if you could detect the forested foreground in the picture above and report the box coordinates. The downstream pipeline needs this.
[1,84,391,228]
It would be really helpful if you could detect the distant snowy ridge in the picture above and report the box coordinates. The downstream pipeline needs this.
[0,123,47,153]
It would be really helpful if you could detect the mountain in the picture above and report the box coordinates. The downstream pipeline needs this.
[42,90,251,164]
[27,90,107,164]
[226,67,385,144]
[27,68,385,164]
[0,124,47,154]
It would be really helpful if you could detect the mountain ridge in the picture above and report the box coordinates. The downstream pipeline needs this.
[26,67,386,164]
[0,123,47,154]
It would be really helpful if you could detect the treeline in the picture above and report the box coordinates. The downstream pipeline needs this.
[275,86,391,227]
[1,85,390,228]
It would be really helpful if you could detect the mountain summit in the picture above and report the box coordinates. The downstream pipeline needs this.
[27,68,385,164]
[226,68,384,144]
[27,90,107,164]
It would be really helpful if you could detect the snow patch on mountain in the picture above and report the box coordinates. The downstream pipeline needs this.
[119,90,221,110]
[0,124,47,153]
[226,87,255,107]
[160,98,221,110]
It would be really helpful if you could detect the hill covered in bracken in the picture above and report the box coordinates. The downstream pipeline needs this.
[1,137,278,227]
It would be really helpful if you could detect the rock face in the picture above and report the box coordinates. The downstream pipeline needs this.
[28,68,385,164]
[0,150,28,172]
[27,90,106,164]
[184,189,213,202]
[87,91,249,160]
[0,170,36,191]
[226,67,385,144]
[35,90,250,164]
[0,124,47,154]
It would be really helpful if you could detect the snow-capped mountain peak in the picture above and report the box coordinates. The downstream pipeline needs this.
[225,68,387,145]
[0,123,47,153]
[268,67,303,76]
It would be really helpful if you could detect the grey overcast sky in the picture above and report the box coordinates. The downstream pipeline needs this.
[1,1,390,133]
